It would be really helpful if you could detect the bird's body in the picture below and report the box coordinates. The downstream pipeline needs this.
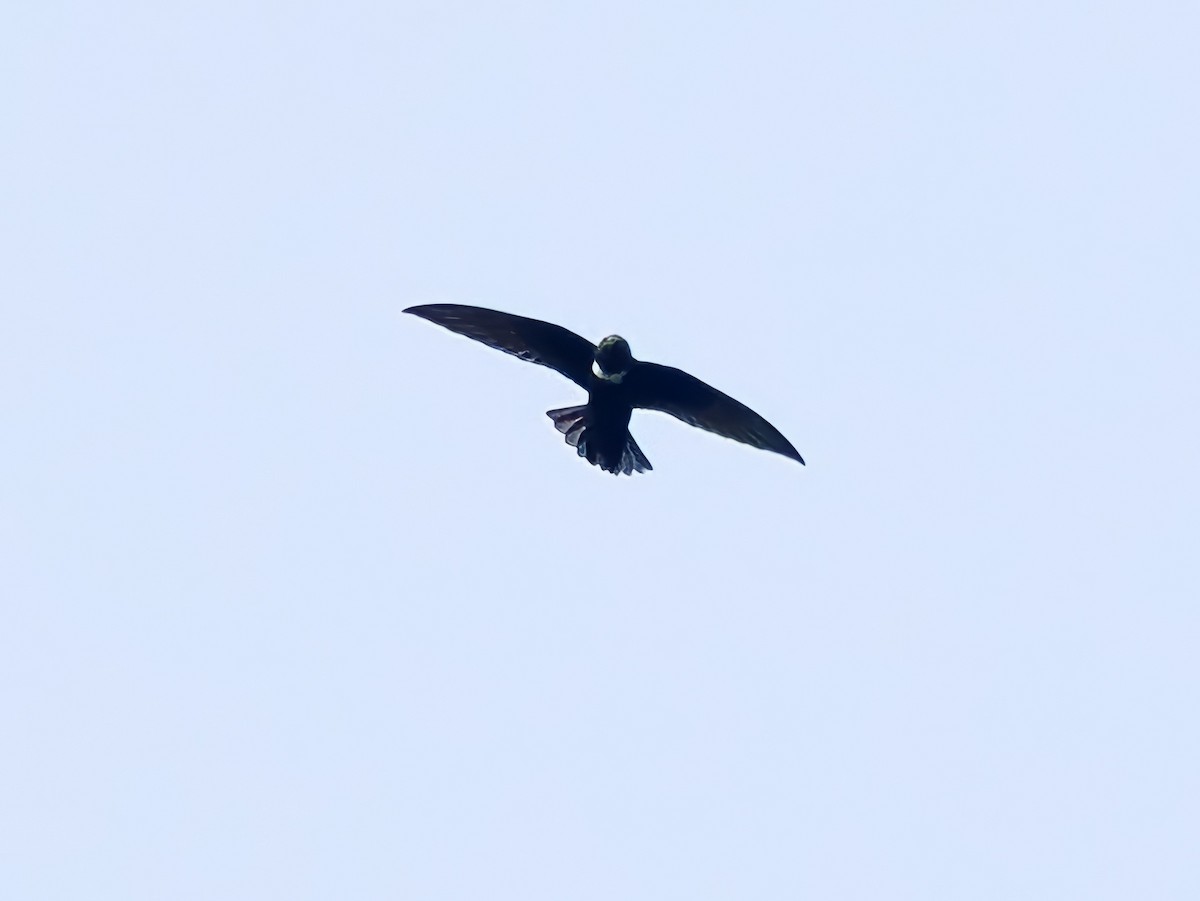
[403,304,804,475]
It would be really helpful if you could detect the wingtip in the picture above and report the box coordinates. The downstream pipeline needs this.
[403,305,439,321]
[781,445,805,466]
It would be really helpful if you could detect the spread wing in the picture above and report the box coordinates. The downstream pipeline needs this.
[625,362,805,464]
[404,304,596,388]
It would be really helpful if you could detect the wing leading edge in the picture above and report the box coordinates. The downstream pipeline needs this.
[403,304,596,388]
[625,362,805,464]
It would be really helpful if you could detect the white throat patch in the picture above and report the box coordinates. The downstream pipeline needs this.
[592,360,624,383]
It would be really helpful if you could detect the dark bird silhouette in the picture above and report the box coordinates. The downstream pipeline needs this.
[403,304,805,475]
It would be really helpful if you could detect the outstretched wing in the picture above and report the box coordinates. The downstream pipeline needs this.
[404,304,596,388]
[625,362,805,464]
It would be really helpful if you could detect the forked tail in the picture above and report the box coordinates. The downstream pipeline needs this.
[546,405,652,476]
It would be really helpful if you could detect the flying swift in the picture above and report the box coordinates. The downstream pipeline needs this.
[404,304,805,475]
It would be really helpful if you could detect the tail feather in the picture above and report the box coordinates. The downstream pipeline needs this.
[546,406,652,476]
[549,404,589,447]
[621,433,652,475]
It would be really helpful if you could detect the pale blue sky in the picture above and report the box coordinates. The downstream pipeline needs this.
[3,2,1198,898]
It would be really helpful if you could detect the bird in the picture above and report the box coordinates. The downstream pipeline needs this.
[403,303,805,475]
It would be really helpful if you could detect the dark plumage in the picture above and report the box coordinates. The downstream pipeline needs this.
[403,304,805,475]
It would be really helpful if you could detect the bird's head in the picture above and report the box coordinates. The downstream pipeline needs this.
[593,335,633,381]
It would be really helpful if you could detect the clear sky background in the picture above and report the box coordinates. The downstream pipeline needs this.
[3,2,1198,898]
